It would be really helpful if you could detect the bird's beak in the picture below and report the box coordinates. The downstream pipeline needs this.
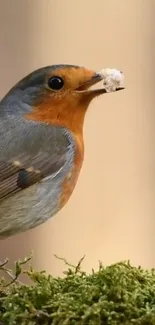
[75,72,124,97]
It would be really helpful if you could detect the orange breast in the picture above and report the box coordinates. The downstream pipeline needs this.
[24,90,88,209]
[59,133,84,209]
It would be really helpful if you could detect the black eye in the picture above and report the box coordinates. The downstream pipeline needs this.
[47,76,64,90]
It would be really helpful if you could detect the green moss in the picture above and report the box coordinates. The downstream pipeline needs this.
[0,256,155,324]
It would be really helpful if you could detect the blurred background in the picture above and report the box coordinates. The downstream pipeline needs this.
[0,0,155,276]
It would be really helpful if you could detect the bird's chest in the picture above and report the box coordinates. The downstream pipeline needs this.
[59,135,84,208]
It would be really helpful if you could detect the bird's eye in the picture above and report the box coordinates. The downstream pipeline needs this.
[47,76,64,91]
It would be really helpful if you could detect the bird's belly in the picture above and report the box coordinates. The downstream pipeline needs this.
[0,134,84,238]
[0,174,64,237]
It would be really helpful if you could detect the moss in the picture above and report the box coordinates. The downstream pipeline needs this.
[0,256,155,325]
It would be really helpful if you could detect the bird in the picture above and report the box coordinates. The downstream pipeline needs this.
[0,64,124,238]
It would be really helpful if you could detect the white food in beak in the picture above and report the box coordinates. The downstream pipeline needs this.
[98,68,124,92]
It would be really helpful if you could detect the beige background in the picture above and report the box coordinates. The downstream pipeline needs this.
[0,0,155,276]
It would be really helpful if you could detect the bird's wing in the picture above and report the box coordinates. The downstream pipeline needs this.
[0,117,73,201]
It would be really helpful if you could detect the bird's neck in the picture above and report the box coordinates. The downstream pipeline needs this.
[26,99,86,131]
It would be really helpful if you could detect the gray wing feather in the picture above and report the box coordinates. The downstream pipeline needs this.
[0,113,73,200]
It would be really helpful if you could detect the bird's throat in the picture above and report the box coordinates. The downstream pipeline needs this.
[25,97,88,137]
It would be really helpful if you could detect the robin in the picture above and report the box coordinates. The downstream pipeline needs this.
[0,64,124,237]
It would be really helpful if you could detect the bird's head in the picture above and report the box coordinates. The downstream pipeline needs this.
[2,64,124,134]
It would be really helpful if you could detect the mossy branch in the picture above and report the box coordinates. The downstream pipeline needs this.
[0,255,32,287]
[0,255,155,324]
